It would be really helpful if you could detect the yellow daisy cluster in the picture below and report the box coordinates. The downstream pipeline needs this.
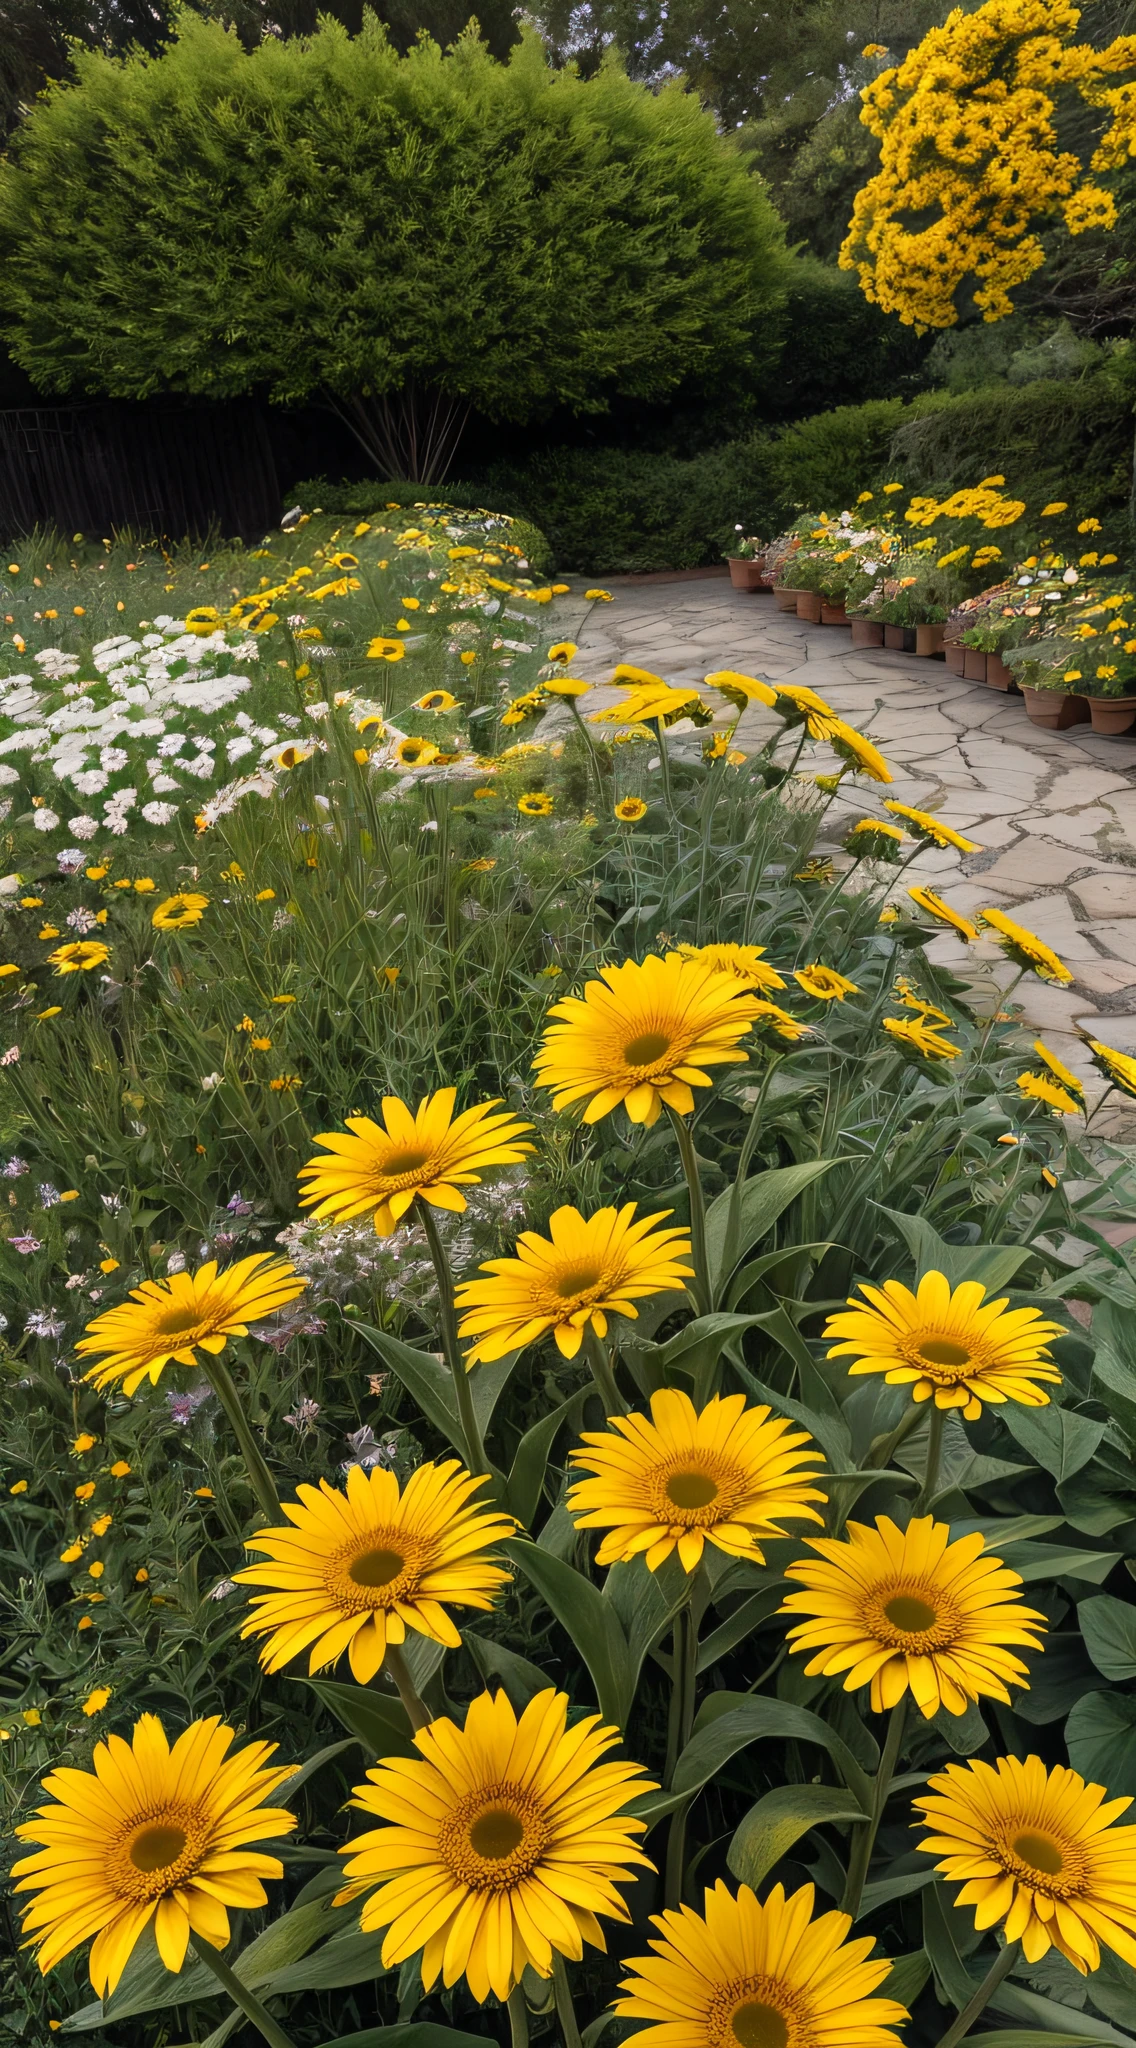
[840,0,1136,328]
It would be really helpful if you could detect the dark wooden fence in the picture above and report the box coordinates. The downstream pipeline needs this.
[0,401,282,541]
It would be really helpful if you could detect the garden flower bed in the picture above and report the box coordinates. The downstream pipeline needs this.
[2,508,1136,2048]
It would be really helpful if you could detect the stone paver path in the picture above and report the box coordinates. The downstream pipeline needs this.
[571,575,1136,1119]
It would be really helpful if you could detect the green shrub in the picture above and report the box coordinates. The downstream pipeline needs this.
[890,363,1136,526]
[288,476,556,575]
[0,20,789,480]
[767,260,933,417]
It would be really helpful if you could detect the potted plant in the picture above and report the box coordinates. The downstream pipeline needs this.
[1002,568,1135,731]
[725,529,769,591]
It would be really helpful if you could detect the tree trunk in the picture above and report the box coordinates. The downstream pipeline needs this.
[325,382,469,486]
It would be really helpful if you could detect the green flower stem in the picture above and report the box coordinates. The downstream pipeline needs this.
[914,1404,945,1514]
[583,1325,627,1417]
[566,694,603,800]
[206,1353,281,1526]
[417,1200,489,1477]
[840,1698,907,1919]
[191,1938,298,2048]
[932,1939,1020,2048]
[552,1953,584,2048]
[664,1106,711,1317]
[508,1987,531,2048]
[720,1057,783,1304]
[862,1400,924,1473]
[653,716,675,816]
[663,1600,699,1909]
[384,1642,433,1731]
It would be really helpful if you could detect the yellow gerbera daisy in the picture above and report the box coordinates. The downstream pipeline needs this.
[413,690,458,711]
[548,640,578,662]
[335,1688,654,2004]
[980,908,1073,984]
[614,796,648,822]
[1087,1038,1136,1101]
[394,736,439,769]
[775,682,840,736]
[906,885,978,942]
[298,1088,534,1238]
[1017,1070,1082,1115]
[235,1459,514,1682]
[517,791,554,816]
[675,942,786,994]
[367,636,405,660]
[48,941,109,974]
[752,999,813,1041]
[151,892,209,931]
[794,963,860,1001]
[703,669,778,711]
[591,680,704,727]
[76,1253,307,1395]
[827,719,892,784]
[883,1012,959,1059]
[615,1879,908,2048]
[1033,1041,1084,1099]
[915,1755,1136,1972]
[883,801,980,852]
[12,1714,295,1995]
[781,1514,1046,1718]
[567,1387,826,1574]
[533,951,763,1127]
[455,1202,693,1365]
[823,1270,1064,1420]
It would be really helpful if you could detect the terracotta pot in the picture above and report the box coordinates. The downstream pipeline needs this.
[1088,695,1136,735]
[985,653,1017,691]
[1022,686,1091,730]
[851,620,884,647]
[962,647,987,682]
[727,556,765,591]
[915,623,945,658]
[795,591,823,623]
[775,586,803,611]
[944,642,966,675]
[820,599,847,625]
[884,624,916,651]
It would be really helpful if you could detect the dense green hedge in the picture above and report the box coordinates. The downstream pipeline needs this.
[293,363,1136,575]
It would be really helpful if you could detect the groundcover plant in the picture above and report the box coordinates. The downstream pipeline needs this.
[2,512,1136,2048]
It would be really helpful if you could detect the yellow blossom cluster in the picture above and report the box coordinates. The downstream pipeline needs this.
[840,0,1136,328]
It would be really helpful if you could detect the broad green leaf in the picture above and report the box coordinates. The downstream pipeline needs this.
[858,1866,938,1918]
[725,1241,833,1313]
[605,1551,691,1697]
[306,1678,417,1759]
[883,1952,931,2010]
[267,1928,390,1994]
[1078,1596,1136,1681]
[626,1313,765,1408]
[505,1537,632,1728]
[637,1696,872,1825]
[697,1585,785,1674]
[876,1206,1033,1291]
[355,1322,512,1473]
[277,1736,358,1801]
[465,1630,550,1711]
[931,1699,987,1755]
[998,1542,1116,1585]
[503,1387,587,1530]
[922,1879,983,2008]
[320,2028,489,2047]
[734,1359,852,1474]
[966,2036,1120,2048]
[706,1159,841,1295]
[1003,1405,1105,1482]
[1014,1636,1098,1727]
[1067,1692,1136,1798]
[728,1784,864,1888]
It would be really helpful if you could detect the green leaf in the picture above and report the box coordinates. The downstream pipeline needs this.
[502,1387,587,1530]
[505,1536,632,1728]
[965,2036,1120,2048]
[464,1630,550,1711]
[1078,1596,1136,1681]
[734,1359,852,1473]
[637,1696,873,1827]
[320,2028,489,2047]
[876,1206,1033,1291]
[728,1783,864,1888]
[697,1585,785,1674]
[1003,1406,1105,1482]
[267,1928,391,1994]
[626,1312,765,1408]
[1091,1301,1136,1443]
[1067,1692,1136,1798]
[883,1952,931,2010]
[355,1322,512,1472]
[277,1737,358,1802]
[706,1159,841,1293]
[306,1678,417,1759]
[997,1542,1116,1584]
[604,1551,691,1699]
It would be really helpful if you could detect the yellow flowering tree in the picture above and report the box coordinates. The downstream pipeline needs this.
[840,0,1136,329]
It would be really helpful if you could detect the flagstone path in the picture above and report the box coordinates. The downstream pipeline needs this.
[569,574,1136,1129]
